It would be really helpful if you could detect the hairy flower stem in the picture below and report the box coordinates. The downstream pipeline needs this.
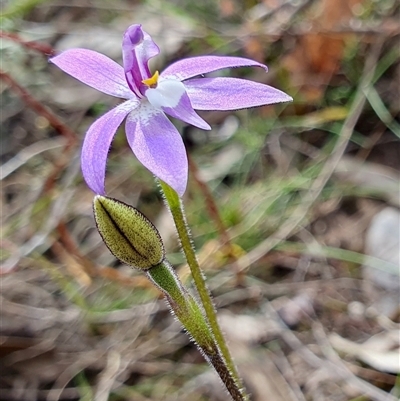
[159,180,245,394]
[147,261,246,401]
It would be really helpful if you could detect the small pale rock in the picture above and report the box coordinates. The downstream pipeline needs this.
[363,207,400,290]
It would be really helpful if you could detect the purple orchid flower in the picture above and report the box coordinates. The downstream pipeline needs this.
[51,24,292,196]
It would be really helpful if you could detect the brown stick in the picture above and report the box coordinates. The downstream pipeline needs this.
[0,69,76,143]
[188,154,245,285]
[0,30,55,56]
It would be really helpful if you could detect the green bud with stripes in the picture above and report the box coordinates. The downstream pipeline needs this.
[93,195,165,270]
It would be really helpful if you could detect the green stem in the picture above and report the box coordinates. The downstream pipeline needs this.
[147,261,246,401]
[159,180,244,392]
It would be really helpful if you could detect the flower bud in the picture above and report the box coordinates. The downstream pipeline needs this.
[93,195,165,270]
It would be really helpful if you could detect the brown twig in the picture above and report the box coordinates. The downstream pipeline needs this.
[0,69,76,144]
[188,154,245,285]
[188,154,230,245]
[0,69,79,192]
[0,30,55,56]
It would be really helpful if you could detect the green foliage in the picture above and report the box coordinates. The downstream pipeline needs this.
[0,0,52,20]
[74,371,94,401]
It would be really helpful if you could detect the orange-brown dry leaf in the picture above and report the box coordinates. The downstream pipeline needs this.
[283,0,364,102]
[219,0,237,17]
[300,33,346,77]
[316,0,363,29]
[52,242,92,287]
[243,35,266,63]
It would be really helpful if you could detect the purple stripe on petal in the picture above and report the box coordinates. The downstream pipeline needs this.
[50,49,132,99]
[125,104,188,196]
[184,77,293,110]
[81,100,138,194]
[161,56,268,81]
[122,24,160,97]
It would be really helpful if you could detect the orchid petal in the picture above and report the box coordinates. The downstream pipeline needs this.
[125,103,188,196]
[122,24,160,97]
[81,100,139,194]
[50,49,132,99]
[161,56,268,81]
[146,79,210,130]
[184,77,293,110]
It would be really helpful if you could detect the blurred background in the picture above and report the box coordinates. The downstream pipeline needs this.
[1,0,399,400]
